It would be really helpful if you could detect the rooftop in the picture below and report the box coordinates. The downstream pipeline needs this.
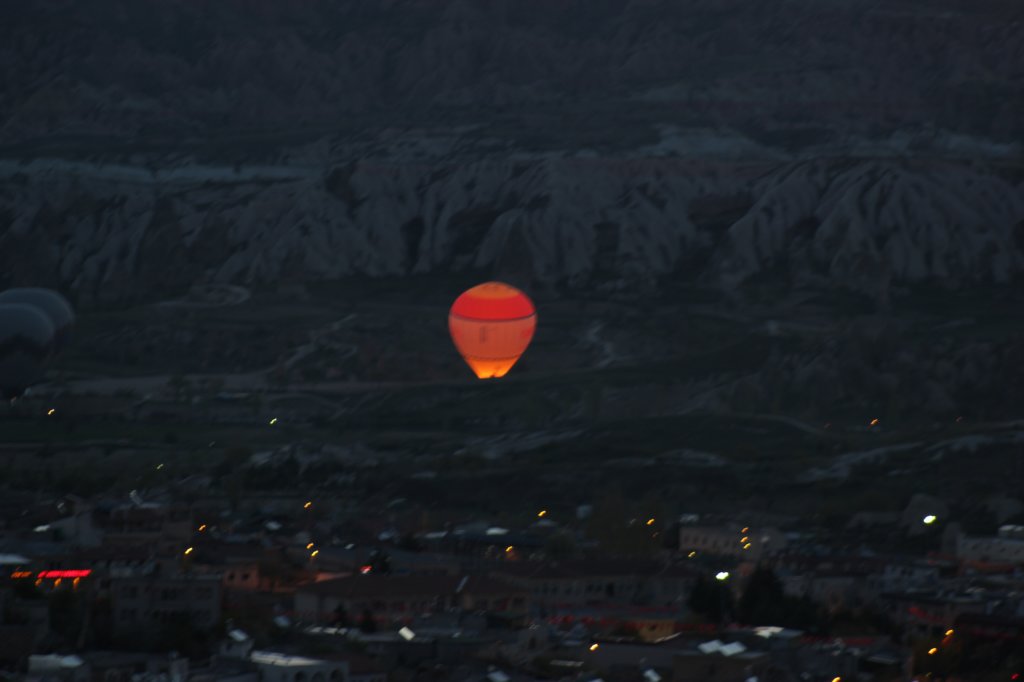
[490,560,698,580]
[296,574,525,599]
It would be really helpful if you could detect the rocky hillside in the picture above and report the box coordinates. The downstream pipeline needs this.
[1,0,1023,300]
[2,0,1022,141]
[1,149,1022,302]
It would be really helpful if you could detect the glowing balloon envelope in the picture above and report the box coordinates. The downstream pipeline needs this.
[0,303,55,400]
[448,282,536,379]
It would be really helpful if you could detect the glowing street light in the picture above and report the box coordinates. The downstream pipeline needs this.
[304,501,313,509]
[923,515,937,525]
[538,510,547,518]
[184,547,194,556]
[589,643,599,652]
[646,518,655,526]
[715,571,730,581]
[928,647,938,655]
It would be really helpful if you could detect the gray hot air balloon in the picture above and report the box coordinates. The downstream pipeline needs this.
[0,288,74,354]
[0,303,55,400]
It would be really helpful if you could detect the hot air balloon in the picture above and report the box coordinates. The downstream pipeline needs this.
[0,288,74,354]
[448,282,536,379]
[0,304,55,401]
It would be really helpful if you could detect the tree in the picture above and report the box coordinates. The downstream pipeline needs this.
[737,566,786,624]
[687,574,734,624]
[737,566,821,630]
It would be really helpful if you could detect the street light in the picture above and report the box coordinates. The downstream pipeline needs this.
[716,572,729,581]
[923,515,937,525]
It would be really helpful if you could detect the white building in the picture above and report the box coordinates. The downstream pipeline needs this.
[250,652,348,682]
[677,524,787,560]
[955,532,1024,564]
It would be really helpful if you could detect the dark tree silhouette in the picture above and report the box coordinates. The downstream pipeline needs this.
[687,573,734,624]
[738,566,821,630]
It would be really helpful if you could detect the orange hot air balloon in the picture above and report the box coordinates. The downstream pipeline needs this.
[449,282,537,379]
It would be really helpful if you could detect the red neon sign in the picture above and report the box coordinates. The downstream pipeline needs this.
[36,570,91,579]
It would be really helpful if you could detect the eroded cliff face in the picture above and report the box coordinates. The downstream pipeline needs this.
[1,150,1021,301]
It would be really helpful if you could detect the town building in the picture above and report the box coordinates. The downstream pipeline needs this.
[294,574,528,625]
